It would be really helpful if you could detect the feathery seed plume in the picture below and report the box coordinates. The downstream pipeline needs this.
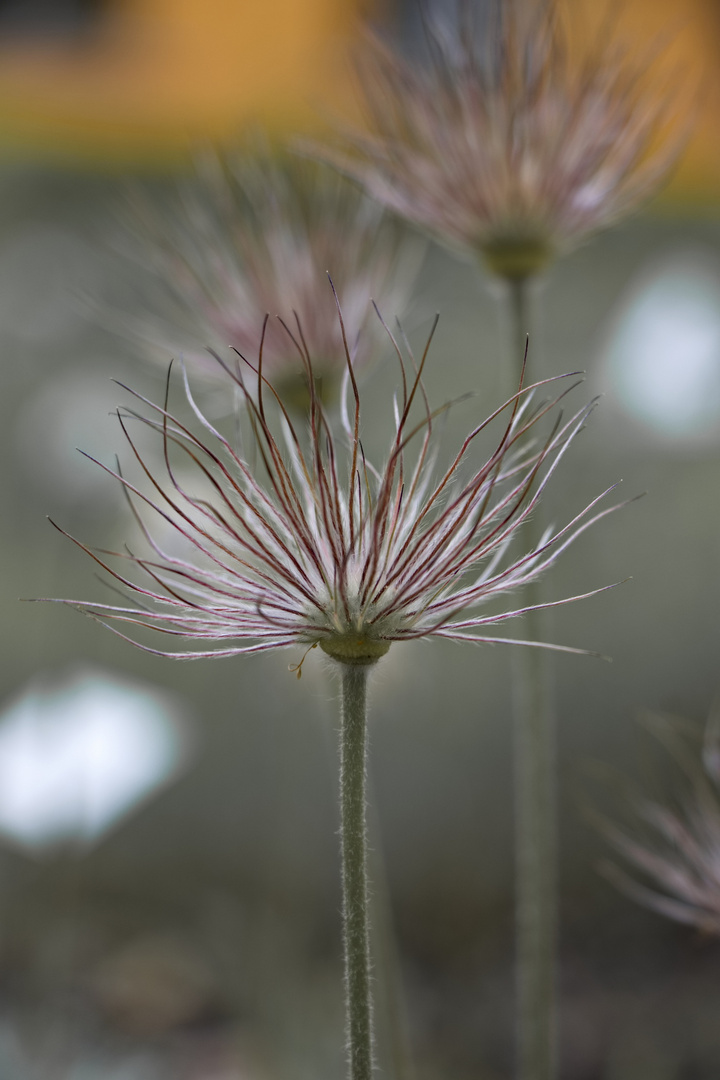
[603,710,720,936]
[320,0,685,280]
[47,305,624,666]
[125,149,419,408]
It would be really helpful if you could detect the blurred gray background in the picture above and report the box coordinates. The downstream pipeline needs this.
[0,0,718,1078]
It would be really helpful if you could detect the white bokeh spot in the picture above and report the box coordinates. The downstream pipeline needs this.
[0,669,191,853]
[602,253,720,441]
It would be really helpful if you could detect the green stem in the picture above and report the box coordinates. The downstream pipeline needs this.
[339,663,374,1080]
[367,798,416,1080]
[507,276,530,387]
[506,276,557,1080]
[512,599,556,1080]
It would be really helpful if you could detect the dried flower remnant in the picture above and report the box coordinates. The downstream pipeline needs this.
[128,150,419,409]
[324,0,684,281]
[603,710,720,936]
[45,309,624,667]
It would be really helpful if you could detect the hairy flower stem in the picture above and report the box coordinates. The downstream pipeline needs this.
[339,663,374,1080]
[512,599,557,1080]
[506,276,558,1080]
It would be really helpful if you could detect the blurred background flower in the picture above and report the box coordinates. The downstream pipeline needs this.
[114,149,420,407]
[316,0,687,279]
[600,708,720,936]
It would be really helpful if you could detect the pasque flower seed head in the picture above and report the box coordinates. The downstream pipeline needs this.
[126,148,419,409]
[320,0,686,280]
[46,300,625,667]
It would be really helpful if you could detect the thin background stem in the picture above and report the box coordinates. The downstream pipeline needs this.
[506,276,557,1080]
[340,663,374,1080]
[367,789,416,1080]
